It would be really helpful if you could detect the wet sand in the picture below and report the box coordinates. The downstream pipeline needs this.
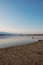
[0,40,43,65]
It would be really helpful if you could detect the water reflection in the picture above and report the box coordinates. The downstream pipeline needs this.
[0,36,43,48]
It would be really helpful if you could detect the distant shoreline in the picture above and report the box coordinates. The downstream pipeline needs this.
[0,33,43,36]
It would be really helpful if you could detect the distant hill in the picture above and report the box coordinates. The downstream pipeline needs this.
[0,32,16,36]
[0,32,8,34]
[0,32,8,36]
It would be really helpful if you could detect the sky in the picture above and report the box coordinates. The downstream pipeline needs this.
[0,0,43,34]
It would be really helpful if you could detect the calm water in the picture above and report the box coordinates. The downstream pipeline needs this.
[0,36,43,48]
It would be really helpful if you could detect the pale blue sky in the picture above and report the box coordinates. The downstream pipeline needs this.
[0,0,43,34]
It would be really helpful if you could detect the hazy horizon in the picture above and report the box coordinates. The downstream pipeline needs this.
[0,0,43,34]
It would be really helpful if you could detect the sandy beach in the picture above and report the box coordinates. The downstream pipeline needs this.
[0,40,43,65]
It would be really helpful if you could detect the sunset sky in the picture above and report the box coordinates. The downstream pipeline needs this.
[0,0,43,34]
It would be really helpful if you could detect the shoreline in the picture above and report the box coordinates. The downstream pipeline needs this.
[0,40,43,65]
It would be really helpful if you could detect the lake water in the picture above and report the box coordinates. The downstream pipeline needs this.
[0,36,43,48]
